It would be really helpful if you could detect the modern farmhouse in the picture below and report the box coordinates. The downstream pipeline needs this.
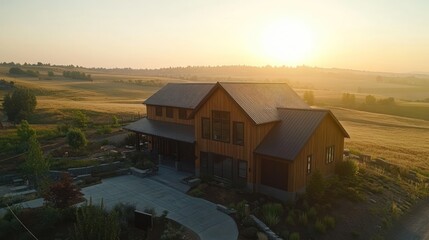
[124,82,349,200]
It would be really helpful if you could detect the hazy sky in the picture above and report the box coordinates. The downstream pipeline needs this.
[1,0,428,72]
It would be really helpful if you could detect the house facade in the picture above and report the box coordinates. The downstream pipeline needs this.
[125,82,349,201]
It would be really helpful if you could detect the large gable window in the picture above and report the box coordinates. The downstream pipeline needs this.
[326,146,335,164]
[212,111,230,142]
[202,118,210,139]
[233,122,244,145]
[155,106,163,116]
[166,107,174,118]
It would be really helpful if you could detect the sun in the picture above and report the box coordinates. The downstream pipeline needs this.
[260,20,315,65]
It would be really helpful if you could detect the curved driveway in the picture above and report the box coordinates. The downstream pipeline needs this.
[82,175,238,240]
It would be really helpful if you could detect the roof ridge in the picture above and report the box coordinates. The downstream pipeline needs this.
[277,107,329,112]
[219,82,290,84]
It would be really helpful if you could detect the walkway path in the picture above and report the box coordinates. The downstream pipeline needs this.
[386,199,429,240]
[82,175,238,240]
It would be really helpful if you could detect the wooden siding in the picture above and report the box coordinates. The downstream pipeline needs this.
[289,115,345,192]
[146,105,194,125]
[194,87,276,184]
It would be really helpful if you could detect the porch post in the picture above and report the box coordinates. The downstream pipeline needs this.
[136,133,141,151]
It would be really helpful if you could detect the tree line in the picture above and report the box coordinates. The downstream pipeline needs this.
[63,71,92,81]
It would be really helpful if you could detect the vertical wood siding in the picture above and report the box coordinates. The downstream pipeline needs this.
[290,115,345,192]
[194,88,276,183]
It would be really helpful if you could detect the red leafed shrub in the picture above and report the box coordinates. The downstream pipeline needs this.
[44,173,83,208]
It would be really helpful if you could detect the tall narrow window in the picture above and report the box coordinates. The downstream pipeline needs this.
[233,122,244,145]
[212,111,230,142]
[307,155,312,174]
[325,146,335,164]
[202,118,210,139]
[155,106,162,116]
[166,107,173,118]
[179,109,187,120]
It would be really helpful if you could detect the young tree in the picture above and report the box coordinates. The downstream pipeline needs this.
[67,128,88,149]
[2,88,37,122]
[44,173,83,208]
[72,111,89,128]
[111,115,120,127]
[48,71,54,77]
[303,91,315,105]
[342,93,356,107]
[306,170,325,202]
[365,95,376,105]
[21,136,50,186]
[16,120,36,152]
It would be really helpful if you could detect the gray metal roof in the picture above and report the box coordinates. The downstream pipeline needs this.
[123,118,195,143]
[254,108,334,161]
[220,83,310,124]
[144,83,215,109]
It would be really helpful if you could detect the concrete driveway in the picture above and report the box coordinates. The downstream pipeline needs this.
[82,175,238,240]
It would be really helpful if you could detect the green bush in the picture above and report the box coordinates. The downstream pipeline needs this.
[67,128,88,149]
[307,207,318,220]
[235,200,248,220]
[72,201,121,240]
[286,214,295,226]
[262,203,284,227]
[315,219,326,234]
[161,222,184,240]
[336,160,359,179]
[323,215,336,229]
[241,227,258,239]
[97,125,112,134]
[306,170,325,202]
[298,212,308,226]
[289,232,300,240]
[189,187,204,197]
[242,216,256,227]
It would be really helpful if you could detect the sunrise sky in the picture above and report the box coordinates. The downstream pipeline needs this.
[1,0,428,72]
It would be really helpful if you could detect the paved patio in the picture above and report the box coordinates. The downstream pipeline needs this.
[0,167,238,240]
[82,174,238,240]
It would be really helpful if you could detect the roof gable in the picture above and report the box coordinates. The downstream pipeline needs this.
[191,82,310,124]
[254,108,349,161]
[144,83,215,109]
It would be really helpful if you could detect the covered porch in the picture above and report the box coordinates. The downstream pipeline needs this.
[124,118,196,173]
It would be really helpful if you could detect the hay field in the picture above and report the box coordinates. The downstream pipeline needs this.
[1,66,428,174]
[331,107,429,173]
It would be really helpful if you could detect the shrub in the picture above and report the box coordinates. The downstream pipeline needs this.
[306,170,325,202]
[235,200,248,220]
[323,215,336,229]
[2,88,37,122]
[67,128,88,149]
[261,203,283,227]
[188,187,204,197]
[72,201,121,240]
[286,214,295,226]
[315,219,326,234]
[307,207,318,220]
[242,216,256,227]
[289,232,300,240]
[336,160,359,179]
[72,110,89,128]
[161,222,184,240]
[241,227,258,239]
[298,212,308,226]
[97,125,112,134]
[43,173,83,209]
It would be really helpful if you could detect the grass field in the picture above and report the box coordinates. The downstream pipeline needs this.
[1,64,428,175]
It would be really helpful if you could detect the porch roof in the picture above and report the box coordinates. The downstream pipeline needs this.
[123,118,195,143]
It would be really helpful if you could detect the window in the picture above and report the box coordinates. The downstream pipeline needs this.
[233,122,244,145]
[179,109,187,120]
[238,160,247,178]
[166,107,173,118]
[155,106,162,116]
[307,155,312,174]
[326,146,335,163]
[202,118,210,139]
[212,111,230,142]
